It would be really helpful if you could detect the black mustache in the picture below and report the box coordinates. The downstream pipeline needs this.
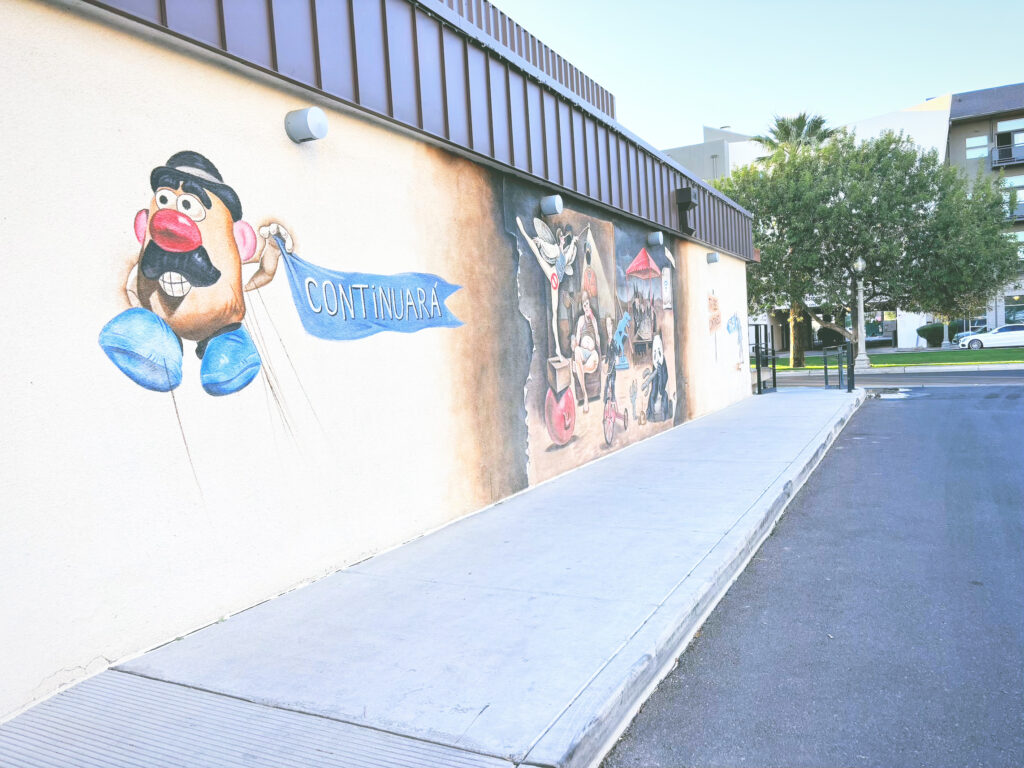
[141,241,221,287]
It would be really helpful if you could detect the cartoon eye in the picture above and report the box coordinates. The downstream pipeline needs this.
[176,194,206,222]
[155,188,177,209]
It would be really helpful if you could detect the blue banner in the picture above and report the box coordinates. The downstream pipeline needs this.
[275,236,462,341]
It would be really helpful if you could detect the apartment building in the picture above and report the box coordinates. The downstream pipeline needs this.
[947,83,1024,329]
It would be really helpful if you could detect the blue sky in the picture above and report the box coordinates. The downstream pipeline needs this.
[495,0,1015,149]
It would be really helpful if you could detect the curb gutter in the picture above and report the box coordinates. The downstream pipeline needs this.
[521,391,866,768]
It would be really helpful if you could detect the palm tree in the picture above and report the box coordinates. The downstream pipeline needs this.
[753,113,836,162]
[753,113,836,367]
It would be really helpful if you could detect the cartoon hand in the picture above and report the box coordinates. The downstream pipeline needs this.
[244,222,291,292]
[257,222,293,254]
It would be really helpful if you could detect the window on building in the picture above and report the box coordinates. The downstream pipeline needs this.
[1005,294,1024,323]
[965,135,988,159]
[1002,176,1024,216]
[994,118,1024,165]
[996,118,1024,133]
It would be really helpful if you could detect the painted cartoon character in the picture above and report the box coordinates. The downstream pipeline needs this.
[515,216,587,359]
[726,313,744,363]
[99,151,278,395]
[571,291,601,412]
[644,331,670,423]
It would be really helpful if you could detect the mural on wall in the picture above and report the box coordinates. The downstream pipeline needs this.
[706,288,746,370]
[99,151,271,395]
[99,151,461,396]
[275,234,462,341]
[505,181,679,485]
[726,313,745,368]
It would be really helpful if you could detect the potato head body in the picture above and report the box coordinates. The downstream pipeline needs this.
[133,186,250,340]
[100,151,274,396]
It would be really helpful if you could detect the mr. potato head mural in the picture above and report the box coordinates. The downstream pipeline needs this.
[99,151,278,396]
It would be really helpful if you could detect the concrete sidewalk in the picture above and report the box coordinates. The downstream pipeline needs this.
[0,388,863,768]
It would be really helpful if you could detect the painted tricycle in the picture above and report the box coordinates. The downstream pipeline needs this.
[602,388,628,445]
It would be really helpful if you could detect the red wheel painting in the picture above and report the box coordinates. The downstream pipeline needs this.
[544,386,576,446]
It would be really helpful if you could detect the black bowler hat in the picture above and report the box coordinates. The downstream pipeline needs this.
[150,150,243,222]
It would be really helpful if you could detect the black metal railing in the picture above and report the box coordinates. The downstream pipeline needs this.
[750,323,778,394]
[992,143,1024,168]
[822,342,855,392]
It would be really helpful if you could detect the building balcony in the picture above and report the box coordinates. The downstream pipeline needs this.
[992,143,1024,168]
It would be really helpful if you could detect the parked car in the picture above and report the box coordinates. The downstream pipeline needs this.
[952,328,986,346]
[959,324,1024,349]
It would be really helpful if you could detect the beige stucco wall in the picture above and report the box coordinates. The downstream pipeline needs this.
[0,0,753,721]
[677,242,751,419]
[0,0,523,720]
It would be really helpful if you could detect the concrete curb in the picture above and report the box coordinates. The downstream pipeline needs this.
[521,391,866,768]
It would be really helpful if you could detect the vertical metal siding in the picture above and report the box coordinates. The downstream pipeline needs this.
[271,0,318,84]
[223,0,274,69]
[441,26,469,145]
[488,57,511,164]
[383,0,419,127]
[623,140,633,214]
[314,1,356,101]
[571,109,586,195]
[438,0,614,118]
[697,186,707,239]
[164,0,221,47]
[465,45,490,154]
[611,136,623,210]
[507,69,529,172]
[415,10,446,137]
[596,124,608,203]
[351,0,389,114]
[584,117,598,199]
[637,151,648,220]
[542,91,560,185]
[557,101,572,188]
[525,80,544,177]
[115,0,161,19]
[86,0,752,259]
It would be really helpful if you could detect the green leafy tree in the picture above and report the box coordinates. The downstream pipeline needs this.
[747,113,837,365]
[906,169,1019,324]
[719,130,1019,356]
[719,154,820,365]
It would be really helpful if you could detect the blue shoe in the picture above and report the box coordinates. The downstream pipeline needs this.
[99,308,183,392]
[200,326,261,396]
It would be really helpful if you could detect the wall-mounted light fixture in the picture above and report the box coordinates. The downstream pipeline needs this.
[676,187,698,210]
[285,106,329,143]
[675,187,697,236]
[647,231,664,247]
[540,194,563,216]
[706,252,720,264]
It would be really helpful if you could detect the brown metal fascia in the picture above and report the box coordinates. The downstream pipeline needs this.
[75,0,754,261]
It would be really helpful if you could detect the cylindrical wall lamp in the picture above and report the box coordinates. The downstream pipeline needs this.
[540,194,564,216]
[647,231,664,247]
[285,107,329,143]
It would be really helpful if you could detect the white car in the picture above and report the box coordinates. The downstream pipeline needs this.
[959,324,1024,349]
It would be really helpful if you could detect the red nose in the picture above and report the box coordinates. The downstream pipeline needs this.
[149,208,202,252]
